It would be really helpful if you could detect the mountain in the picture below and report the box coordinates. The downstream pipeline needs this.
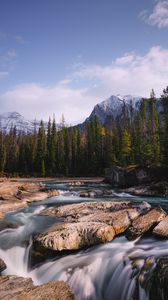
[83,94,163,126]
[85,95,142,125]
[0,112,48,134]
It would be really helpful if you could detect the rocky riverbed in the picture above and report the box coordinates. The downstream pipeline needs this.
[1,178,168,299]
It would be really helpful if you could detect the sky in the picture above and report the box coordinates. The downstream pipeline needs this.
[0,0,168,124]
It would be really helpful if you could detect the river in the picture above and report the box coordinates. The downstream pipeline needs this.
[0,181,168,300]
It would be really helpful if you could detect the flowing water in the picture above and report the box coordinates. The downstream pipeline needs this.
[0,182,168,300]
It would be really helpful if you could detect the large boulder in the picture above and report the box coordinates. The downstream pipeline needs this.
[126,207,166,240]
[105,166,168,189]
[35,201,151,251]
[34,222,115,251]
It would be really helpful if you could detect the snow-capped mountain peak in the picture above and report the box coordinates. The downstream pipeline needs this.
[86,94,142,124]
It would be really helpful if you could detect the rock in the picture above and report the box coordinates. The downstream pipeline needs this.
[0,258,6,273]
[34,222,115,251]
[149,181,168,197]
[0,211,5,220]
[14,281,75,300]
[78,208,140,235]
[68,181,84,186]
[148,256,168,300]
[79,189,112,198]
[105,166,126,187]
[0,222,18,232]
[0,275,34,299]
[0,200,27,215]
[126,207,166,240]
[153,215,168,237]
[0,275,74,300]
[40,200,150,219]
[105,166,168,190]
[47,189,60,197]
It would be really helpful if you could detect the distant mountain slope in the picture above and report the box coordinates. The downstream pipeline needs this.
[83,94,163,126]
[85,95,142,124]
[0,112,47,134]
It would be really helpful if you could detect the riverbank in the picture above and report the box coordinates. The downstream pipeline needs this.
[0,179,59,221]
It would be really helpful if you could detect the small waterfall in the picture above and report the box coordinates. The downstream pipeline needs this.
[0,240,32,277]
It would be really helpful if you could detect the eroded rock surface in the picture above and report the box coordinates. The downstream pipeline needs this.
[34,221,115,251]
[40,200,150,219]
[0,276,74,300]
[0,276,34,299]
[126,207,166,240]
[153,215,168,238]
[36,201,152,251]
[14,281,75,300]
[78,208,140,234]
[0,180,60,220]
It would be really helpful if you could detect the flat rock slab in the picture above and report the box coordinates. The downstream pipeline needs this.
[78,208,140,234]
[40,200,151,219]
[0,258,6,273]
[0,276,74,300]
[34,221,115,251]
[0,200,27,215]
[126,207,166,240]
[153,215,168,237]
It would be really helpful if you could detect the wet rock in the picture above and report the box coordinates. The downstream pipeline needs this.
[0,275,74,300]
[122,181,168,197]
[34,221,115,251]
[47,189,60,197]
[0,258,6,273]
[105,166,168,193]
[148,256,168,300]
[79,191,96,197]
[0,222,18,232]
[79,189,112,198]
[68,181,84,186]
[149,181,168,197]
[153,215,168,238]
[126,207,166,240]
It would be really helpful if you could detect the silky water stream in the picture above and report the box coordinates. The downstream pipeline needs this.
[0,182,168,300]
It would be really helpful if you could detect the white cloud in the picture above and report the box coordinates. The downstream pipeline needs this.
[0,46,168,124]
[73,46,168,98]
[0,81,98,124]
[140,0,168,28]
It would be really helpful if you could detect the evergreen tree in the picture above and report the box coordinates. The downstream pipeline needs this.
[161,86,168,165]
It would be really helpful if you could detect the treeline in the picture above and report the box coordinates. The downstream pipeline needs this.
[0,87,168,177]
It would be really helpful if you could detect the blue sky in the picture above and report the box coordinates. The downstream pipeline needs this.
[0,0,168,123]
